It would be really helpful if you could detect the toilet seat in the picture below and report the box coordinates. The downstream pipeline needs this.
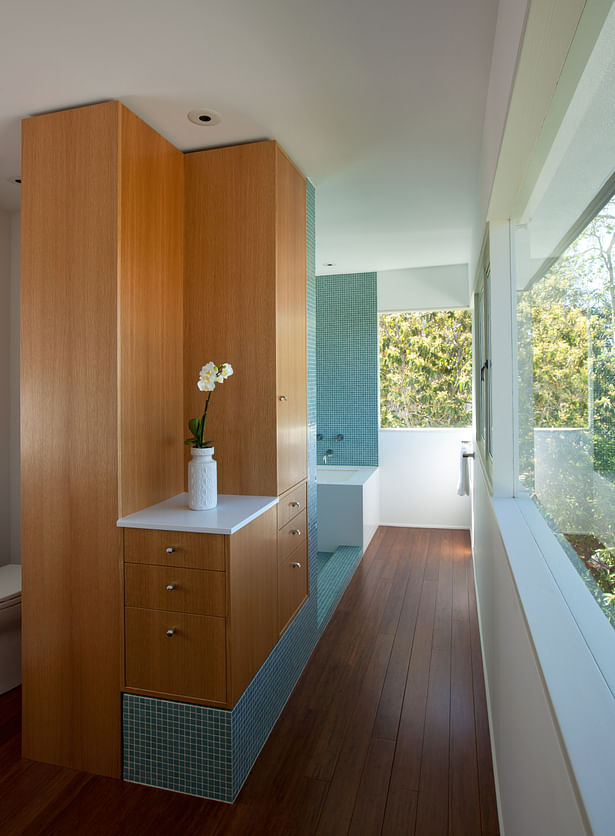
[0,565,21,610]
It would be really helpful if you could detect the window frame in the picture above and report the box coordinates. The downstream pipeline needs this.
[474,234,493,478]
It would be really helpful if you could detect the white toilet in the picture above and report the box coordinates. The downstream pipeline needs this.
[0,564,21,694]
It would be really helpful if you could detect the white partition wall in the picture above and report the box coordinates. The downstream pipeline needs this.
[379,428,471,529]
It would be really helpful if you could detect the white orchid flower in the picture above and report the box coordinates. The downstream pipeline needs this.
[188,362,234,447]
[216,363,234,382]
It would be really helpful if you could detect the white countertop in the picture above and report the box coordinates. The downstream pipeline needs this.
[117,492,278,535]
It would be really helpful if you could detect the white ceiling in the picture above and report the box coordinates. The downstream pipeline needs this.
[0,0,498,274]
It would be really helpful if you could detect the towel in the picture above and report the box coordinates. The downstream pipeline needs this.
[457,444,470,496]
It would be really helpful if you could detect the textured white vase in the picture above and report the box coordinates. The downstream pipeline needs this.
[188,447,217,510]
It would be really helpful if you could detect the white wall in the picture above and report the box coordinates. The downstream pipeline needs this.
[0,211,11,566]
[379,429,471,529]
[473,462,591,836]
[377,264,469,312]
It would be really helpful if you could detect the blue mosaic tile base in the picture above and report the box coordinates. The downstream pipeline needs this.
[317,545,364,630]
[317,551,333,572]
[123,694,234,801]
[316,272,378,467]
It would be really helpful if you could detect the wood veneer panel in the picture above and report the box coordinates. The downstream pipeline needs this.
[228,506,278,703]
[20,102,122,776]
[275,148,307,494]
[124,563,226,616]
[278,508,307,562]
[184,142,278,496]
[278,540,308,636]
[123,527,226,570]
[118,105,184,516]
[277,480,307,529]
[124,608,226,702]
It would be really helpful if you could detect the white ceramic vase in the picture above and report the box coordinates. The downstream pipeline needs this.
[188,446,217,510]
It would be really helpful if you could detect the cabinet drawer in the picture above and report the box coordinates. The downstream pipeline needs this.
[277,481,307,529]
[125,608,226,703]
[124,564,226,616]
[278,509,306,562]
[124,528,226,571]
[278,540,308,635]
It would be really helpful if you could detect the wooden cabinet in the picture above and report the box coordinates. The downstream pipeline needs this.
[277,484,309,635]
[184,140,310,638]
[184,140,307,498]
[20,101,184,777]
[122,506,278,707]
[22,102,309,778]
[125,609,227,703]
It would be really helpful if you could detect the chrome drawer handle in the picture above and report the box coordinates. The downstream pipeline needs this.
[166,628,176,637]
[291,562,302,569]
[166,584,176,591]
[290,501,301,509]
[166,547,176,554]
[279,395,288,401]
[291,529,301,536]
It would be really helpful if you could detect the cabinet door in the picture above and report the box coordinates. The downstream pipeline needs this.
[228,506,278,703]
[124,528,226,571]
[124,564,226,616]
[278,539,308,636]
[276,149,307,495]
[125,608,226,703]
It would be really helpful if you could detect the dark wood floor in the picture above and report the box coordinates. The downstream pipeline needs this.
[0,527,499,835]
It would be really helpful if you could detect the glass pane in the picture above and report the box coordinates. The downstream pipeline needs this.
[379,310,472,428]
[515,196,615,627]
[475,291,485,443]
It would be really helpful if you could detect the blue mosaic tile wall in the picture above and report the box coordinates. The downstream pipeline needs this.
[123,179,324,803]
[316,272,379,466]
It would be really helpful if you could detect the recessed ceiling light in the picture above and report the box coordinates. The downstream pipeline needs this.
[187,109,221,127]
[323,262,335,267]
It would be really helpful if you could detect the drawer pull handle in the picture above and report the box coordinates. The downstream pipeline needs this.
[291,562,302,569]
[166,584,176,591]
[279,395,288,401]
[165,547,176,554]
[290,501,301,508]
[291,529,301,536]
[166,628,176,637]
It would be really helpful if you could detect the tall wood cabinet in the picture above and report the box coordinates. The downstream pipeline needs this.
[184,141,307,498]
[184,141,309,637]
[20,102,184,777]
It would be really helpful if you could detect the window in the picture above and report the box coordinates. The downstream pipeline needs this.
[474,240,492,465]
[379,310,472,428]
[515,193,615,628]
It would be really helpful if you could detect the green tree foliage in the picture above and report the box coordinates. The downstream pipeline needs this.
[379,310,472,428]
[524,281,589,428]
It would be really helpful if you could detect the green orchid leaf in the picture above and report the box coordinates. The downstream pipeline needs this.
[188,417,200,436]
